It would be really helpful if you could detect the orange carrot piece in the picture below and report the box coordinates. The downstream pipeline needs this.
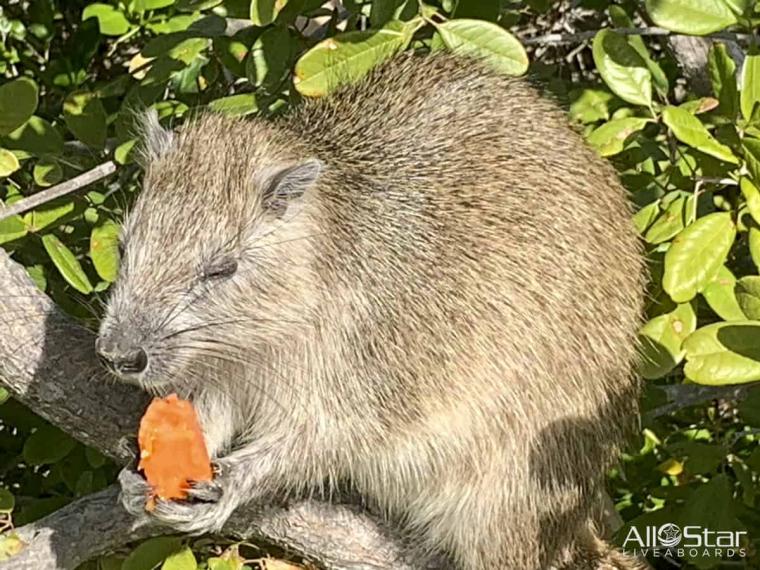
[137,393,213,506]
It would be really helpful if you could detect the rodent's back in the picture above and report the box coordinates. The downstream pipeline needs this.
[287,53,644,417]
[278,55,646,568]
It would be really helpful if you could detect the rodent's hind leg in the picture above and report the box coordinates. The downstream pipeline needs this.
[551,524,649,570]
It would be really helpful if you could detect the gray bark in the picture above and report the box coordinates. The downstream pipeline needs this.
[0,248,422,570]
[667,35,744,98]
[1,486,421,570]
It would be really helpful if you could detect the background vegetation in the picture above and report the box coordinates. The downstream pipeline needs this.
[4,0,760,568]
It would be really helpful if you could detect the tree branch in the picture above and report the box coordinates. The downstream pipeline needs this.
[0,248,426,570]
[522,26,754,46]
[0,162,117,222]
[644,383,755,421]
[1,486,424,570]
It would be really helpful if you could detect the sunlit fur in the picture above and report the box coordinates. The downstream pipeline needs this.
[102,53,647,569]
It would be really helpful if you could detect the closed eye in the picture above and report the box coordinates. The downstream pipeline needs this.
[202,258,238,280]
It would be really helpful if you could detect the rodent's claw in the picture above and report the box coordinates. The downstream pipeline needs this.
[118,466,151,517]
[187,478,223,503]
[116,436,139,466]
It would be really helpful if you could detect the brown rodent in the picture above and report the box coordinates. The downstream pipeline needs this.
[98,53,647,569]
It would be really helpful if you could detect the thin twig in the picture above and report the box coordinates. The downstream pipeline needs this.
[645,383,754,420]
[522,27,756,47]
[0,161,117,221]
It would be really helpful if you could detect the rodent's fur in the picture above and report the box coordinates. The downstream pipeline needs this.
[102,53,647,569]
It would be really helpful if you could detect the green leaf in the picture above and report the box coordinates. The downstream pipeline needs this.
[213,37,249,77]
[33,157,63,187]
[669,441,727,473]
[23,198,75,232]
[123,537,183,570]
[160,547,196,570]
[207,94,258,115]
[294,21,414,97]
[735,276,760,319]
[176,0,222,10]
[586,117,650,157]
[663,212,736,303]
[90,220,121,283]
[645,0,739,35]
[370,0,401,26]
[168,37,209,64]
[136,0,175,11]
[740,178,760,224]
[0,213,27,245]
[633,201,660,235]
[750,226,760,270]
[0,77,38,135]
[739,387,760,426]
[246,25,291,90]
[23,424,76,465]
[74,471,94,496]
[742,55,760,121]
[82,3,131,36]
[609,6,669,95]
[3,116,64,156]
[742,137,760,184]
[569,88,616,124]
[433,19,528,77]
[42,234,93,294]
[644,195,691,244]
[115,139,138,165]
[207,560,236,570]
[63,91,107,148]
[0,534,25,561]
[85,447,107,469]
[678,97,719,115]
[0,488,15,512]
[0,148,19,177]
[592,29,652,107]
[662,105,738,163]
[702,265,746,321]
[250,0,289,26]
[708,42,739,118]
[678,476,743,567]
[684,321,760,384]
[638,302,697,379]
[25,264,47,291]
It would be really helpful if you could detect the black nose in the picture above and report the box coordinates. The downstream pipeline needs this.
[95,338,148,376]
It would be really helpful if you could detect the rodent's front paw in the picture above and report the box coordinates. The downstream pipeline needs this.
[147,461,233,534]
[118,466,151,517]
[150,494,236,534]
[119,458,237,534]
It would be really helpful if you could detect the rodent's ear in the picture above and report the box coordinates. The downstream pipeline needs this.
[260,158,323,218]
[135,108,174,165]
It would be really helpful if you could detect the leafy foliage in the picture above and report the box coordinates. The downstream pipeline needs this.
[5,0,760,569]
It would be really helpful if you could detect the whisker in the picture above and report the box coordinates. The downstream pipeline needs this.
[158,316,306,342]
[247,232,326,253]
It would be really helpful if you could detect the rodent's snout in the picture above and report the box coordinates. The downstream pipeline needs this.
[95,335,149,379]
